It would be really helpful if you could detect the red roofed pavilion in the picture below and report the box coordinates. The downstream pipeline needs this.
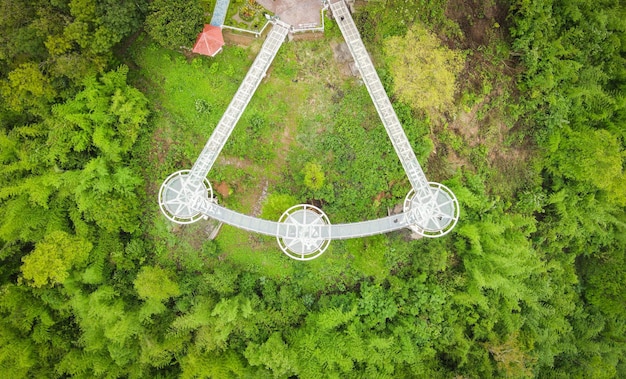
[193,25,225,57]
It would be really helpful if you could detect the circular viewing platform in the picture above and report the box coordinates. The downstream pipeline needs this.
[403,183,459,237]
[159,170,213,224]
[277,204,331,260]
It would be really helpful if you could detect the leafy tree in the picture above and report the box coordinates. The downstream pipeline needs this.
[302,162,326,191]
[48,65,148,165]
[43,0,146,78]
[245,332,296,377]
[145,0,204,50]
[506,1,626,373]
[0,68,147,242]
[581,235,626,320]
[0,0,45,72]
[0,282,70,378]
[134,266,180,302]
[485,332,536,378]
[20,231,92,287]
[1,0,146,96]
[49,66,147,233]
[0,63,56,116]
[548,127,625,206]
[72,158,144,233]
[384,23,464,114]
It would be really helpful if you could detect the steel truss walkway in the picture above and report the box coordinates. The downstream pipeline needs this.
[330,0,429,198]
[159,2,459,260]
[188,22,290,191]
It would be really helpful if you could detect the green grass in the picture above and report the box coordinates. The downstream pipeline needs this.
[214,225,372,294]
[134,37,251,133]
[214,224,294,279]
[346,236,389,283]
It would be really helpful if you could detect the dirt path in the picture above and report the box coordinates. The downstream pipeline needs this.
[223,30,257,47]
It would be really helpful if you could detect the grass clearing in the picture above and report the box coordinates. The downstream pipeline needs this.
[214,224,294,280]
[131,0,527,285]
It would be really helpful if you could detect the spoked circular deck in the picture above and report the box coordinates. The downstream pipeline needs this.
[277,204,331,260]
[159,170,213,224]
[404,182,459,237]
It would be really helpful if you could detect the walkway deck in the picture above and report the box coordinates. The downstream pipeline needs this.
[195,199,410,239]
[187,22,290,191]
[330,0,432,201]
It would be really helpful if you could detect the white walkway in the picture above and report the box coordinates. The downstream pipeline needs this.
[186,21,290,194]
[195,200,410,239]
[330,0,431,201]
[210,0,230,27]
[159,4,459,259]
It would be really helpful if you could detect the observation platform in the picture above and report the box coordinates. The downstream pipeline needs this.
[159,1,459,260]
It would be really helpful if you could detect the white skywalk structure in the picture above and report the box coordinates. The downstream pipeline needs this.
[329,0,458,237]
[159,1,459,260]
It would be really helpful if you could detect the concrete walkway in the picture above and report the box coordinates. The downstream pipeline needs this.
[210,0,231,26]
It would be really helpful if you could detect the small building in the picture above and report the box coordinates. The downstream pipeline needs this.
[192,25,225,57]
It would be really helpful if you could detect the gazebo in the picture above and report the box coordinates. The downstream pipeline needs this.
[192,25,225,57]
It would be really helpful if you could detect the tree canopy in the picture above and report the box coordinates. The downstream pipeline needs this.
[384,23,465,114]
[145,0,204,50]
[0,0,624,377]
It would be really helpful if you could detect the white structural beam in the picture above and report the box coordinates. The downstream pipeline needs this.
[186,22,290,192]
[329,0,431,201]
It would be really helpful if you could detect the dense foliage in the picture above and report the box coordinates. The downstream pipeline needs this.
[145,0,205,50]
[0,0,624,377]
[0,0,147,98]
[384,24,465,114]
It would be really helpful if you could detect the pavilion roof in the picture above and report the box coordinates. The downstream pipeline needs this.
[192,25,224,57]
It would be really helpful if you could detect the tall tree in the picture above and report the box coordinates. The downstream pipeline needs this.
[0,63,56,117]
[145,0,204,50]
[20,231,92,288]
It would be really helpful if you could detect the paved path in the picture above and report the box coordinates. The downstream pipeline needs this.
[210,0,231,26]
[256,0,323,27]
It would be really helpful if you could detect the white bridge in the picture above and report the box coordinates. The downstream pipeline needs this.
[159,1,459,260]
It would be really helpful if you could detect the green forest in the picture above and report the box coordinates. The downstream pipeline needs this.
[1,0,625,377]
